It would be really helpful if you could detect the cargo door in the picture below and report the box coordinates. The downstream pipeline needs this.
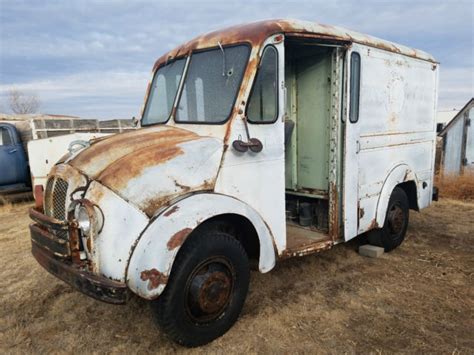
[342,45,363,241]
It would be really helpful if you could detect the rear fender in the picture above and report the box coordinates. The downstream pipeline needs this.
[126,193,276,300]
[375,164,419,228]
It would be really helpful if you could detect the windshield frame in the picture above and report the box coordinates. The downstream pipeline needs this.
[141,42,252,127]
[141,56,189,127]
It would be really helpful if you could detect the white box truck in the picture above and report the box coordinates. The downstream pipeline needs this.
[29,19,438,346]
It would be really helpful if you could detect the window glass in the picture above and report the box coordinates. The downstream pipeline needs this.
[0,127,13,146]
[142,58,186,125]
[176,45,250,123]
[248,46,278,123]
[349,52,361,123]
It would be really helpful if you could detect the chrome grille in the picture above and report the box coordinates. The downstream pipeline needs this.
[44,176,69,239]
[52,178,68,220]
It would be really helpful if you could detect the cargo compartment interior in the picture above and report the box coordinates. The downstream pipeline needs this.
[283,40,335,254]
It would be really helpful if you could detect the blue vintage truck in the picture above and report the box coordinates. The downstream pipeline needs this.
[0,122,31,200]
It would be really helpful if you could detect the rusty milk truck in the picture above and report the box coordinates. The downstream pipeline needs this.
[29,19,439,346]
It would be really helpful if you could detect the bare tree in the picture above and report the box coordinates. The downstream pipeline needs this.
[8,89,41,114]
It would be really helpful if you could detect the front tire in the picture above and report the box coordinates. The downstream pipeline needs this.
[152,230,250,347]
[368,187,409,252]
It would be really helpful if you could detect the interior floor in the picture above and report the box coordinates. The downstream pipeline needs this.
[283,224,332,258]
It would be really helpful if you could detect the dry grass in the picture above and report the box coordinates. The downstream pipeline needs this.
[436,172,474,201]
[0,199,473,353]
[0,198,14,213]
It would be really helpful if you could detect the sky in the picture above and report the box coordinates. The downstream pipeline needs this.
[0,0,473,119]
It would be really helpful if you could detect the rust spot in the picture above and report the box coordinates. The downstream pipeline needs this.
[86,237,92,252]
[167,228,193,250]
[200,179,214,190]
[163,205,179,217]
[70,127,198,177]
[87,185,105,202]
[98,145,184,189]
[34,185,44,210]
[141,195,174,217]
[140,268,168,290]
[328,181,339,241]
[174,180,191,192]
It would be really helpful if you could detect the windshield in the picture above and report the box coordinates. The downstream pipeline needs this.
[176,45,250,123]
[142,58,186,125]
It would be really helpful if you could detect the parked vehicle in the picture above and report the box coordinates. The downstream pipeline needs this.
[29,19,439,346]
[0,115,134,202]
[0,123,30,199]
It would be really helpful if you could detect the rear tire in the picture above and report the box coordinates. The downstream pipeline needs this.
[368,187,409,252]
[152,230,250,347]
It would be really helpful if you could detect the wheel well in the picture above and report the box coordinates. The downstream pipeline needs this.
[192,214,260,261]
[396,181,419,211]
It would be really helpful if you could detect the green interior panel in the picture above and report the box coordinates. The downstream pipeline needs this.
[285,45,332,193]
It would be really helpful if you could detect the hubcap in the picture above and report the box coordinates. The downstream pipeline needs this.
[185,257,234,323]
[387,203,405,235]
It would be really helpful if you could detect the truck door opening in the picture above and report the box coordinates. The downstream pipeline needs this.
[283,39,343,256]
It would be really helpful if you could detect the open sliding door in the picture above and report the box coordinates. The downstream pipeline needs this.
[343,44,363,241]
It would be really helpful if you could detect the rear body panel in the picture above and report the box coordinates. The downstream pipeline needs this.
[343,43,438,240]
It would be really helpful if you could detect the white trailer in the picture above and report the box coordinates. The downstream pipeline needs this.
[27,133,110,188]
[29,20,438,346]
[0,114,135,198]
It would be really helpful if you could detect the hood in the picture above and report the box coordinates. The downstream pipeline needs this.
[69,126,223,217]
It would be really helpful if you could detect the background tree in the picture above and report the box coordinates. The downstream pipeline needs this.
[8,89,40,114]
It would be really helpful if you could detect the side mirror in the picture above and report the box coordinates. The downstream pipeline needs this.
[232,138,263,153]
[231,116,263,153]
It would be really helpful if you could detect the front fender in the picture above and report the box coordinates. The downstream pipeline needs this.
[126,193,277,300]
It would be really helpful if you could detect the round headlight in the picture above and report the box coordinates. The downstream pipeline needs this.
[76,205,92,236]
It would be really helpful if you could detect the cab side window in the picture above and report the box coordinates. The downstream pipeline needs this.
[247,46,278,123]
[0,127,13,146]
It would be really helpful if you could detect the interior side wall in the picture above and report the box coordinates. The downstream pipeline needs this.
[285,45,332,193]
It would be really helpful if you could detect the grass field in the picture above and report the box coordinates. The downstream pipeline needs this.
[0,198,473,353]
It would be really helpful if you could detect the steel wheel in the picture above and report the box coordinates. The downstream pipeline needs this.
[368,187,409,252]
[387,203,406,236]
[185,257,234,324]
[153,230,249,347]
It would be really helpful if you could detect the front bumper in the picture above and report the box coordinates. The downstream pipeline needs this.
[29,208,128,304]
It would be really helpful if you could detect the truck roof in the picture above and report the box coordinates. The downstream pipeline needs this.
[154,19,437,69]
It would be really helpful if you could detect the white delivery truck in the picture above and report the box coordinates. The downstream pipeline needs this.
[29,19,439,346]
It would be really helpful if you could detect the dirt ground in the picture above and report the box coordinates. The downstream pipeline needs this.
[0,199,473,353]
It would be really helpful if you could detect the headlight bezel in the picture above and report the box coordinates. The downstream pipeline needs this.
[71,199,104,238]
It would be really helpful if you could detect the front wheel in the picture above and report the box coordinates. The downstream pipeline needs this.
[368,187,409,252]
[152,230,250,347]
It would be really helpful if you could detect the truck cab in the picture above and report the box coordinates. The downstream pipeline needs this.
[0,123,29,189]
[29,19,438,346]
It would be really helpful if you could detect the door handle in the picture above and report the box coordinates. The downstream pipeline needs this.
[8,149,17,154]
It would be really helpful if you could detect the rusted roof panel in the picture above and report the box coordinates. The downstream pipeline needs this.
[154,19,437,69]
